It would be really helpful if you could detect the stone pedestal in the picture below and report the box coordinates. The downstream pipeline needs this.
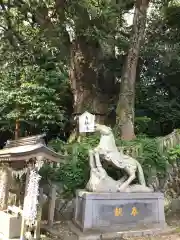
[0,211,22,239]
[74,190,166,233]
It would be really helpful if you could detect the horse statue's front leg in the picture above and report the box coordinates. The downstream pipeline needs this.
[86,149,106,192]
[88,149,96,169]
[94,148,103,170]
[88,149,102,170]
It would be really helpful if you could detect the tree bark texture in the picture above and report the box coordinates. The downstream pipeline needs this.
[116,0,150,140]
[69,36,110,124]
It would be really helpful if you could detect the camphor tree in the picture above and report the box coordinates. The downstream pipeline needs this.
[2,0,179,142]
[0,0,139,131]
[0,1,112,123]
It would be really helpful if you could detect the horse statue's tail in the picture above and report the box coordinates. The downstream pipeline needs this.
[136,162,146,186]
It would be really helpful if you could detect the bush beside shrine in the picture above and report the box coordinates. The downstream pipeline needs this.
[38,134,177,198]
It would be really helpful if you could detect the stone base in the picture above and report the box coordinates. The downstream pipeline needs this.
[0,211,22,239]
[74,190,166,233]
[69,221,173,240]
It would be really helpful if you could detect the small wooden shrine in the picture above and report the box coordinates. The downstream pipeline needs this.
[0,134,63,240]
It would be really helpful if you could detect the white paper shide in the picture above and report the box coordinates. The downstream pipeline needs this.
[79,111,95,133]
[23,170,41,226]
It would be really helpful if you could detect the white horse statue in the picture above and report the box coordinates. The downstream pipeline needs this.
[86,123,153,192]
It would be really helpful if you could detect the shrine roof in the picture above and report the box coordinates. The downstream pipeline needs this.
[0,135,64,162]
[5,134,46,148]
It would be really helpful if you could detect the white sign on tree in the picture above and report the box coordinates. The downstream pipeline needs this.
[79,111,95,133]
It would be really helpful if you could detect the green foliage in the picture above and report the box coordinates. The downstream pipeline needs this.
[164,0,180,28]
[135,0,180,135]
[40,135,100,197]
[164,5,180,28]
[135,116,152,134]
[116,136,169,176]
[167,144,180,164]
[0,61,71,133]
[1,0,180,139]
[0,0,130,136]
[41,133,169,197]
[0,22,72,134]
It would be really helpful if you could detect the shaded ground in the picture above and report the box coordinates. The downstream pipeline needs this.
[42,213,180,240]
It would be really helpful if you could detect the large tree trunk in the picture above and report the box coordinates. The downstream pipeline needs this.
[116,0,150,140]
[69,36,109,124]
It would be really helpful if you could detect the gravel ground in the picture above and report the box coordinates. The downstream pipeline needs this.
[125,235,180,240]
[41,213,180,240]
[41,221,76,240]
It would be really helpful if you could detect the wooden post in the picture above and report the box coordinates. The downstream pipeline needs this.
[34,188,43,240]
[15,119,20,140]
[47,184,56,227]
[3,167,10,210]
[0,166,10,210]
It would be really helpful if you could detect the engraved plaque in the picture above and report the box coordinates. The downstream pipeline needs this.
[98,202,153,225]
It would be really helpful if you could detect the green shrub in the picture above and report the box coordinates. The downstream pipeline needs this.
[40,133,170,197]
[167,144,180,165]
[40,135,99,197]
[116,136,169,179]
[135,116,151,134]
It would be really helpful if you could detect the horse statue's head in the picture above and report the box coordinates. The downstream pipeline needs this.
[95,123,112,135]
